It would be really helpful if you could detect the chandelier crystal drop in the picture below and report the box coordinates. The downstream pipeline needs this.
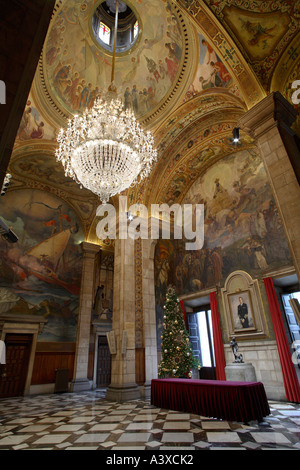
[55,95,157,204]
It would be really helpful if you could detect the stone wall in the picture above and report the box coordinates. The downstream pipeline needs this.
[225,340,286,401]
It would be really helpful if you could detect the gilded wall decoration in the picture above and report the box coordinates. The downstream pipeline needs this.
[176,0,266,106]
[200,0,299,88]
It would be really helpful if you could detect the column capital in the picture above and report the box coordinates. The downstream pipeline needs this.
[81,241,101,256]
[238,92,298,139]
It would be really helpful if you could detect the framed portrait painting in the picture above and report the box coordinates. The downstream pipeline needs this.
[221,270,268,340]
[228,290,256,332]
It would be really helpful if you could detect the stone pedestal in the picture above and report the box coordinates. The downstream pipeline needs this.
[106,383,140,402]
[70,378,91,393]
[225,363,257,382]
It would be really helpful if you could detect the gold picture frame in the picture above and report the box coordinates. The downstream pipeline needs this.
[221,270,268,340]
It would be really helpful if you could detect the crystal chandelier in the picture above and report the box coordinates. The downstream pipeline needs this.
[55,0,157,204]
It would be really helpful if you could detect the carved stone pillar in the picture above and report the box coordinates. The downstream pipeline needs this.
[106,237,140,402]
[141,238,158,398]
[71,242,100,392]
[238,92,300,281]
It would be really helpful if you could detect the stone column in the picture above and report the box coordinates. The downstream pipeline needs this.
[238,92,300,281]
[106,237,140,402]
[141,238,158,399]
[71,242,100,392]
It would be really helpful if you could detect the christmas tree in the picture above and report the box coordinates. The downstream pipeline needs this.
[158,286,200,378]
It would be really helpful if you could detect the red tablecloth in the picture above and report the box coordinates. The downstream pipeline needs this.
[151,378,270,423]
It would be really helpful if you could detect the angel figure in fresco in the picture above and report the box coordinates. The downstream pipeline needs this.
[143,24,164,49]
[239,18,276,49]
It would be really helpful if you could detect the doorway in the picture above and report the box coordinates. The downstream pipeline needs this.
[281,291,300,375]
[274,273,300,381]
[186,298,216,380]
[0,334,33,398]
[96,335,111,387]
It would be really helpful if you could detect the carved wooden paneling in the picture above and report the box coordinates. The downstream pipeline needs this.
[31,352,74,385]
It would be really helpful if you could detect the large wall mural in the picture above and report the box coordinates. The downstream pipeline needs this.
[0,189,84,342]
[154,149,292,347]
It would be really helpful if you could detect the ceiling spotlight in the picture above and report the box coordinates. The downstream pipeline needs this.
[233,127,240,143]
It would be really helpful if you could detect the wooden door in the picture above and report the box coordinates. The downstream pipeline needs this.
[0,334,32,398]
[96,336,111,387]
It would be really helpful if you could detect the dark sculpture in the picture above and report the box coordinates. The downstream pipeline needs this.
[230,336,244,363]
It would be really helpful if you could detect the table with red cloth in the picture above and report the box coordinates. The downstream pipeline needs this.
[151,378,270,423]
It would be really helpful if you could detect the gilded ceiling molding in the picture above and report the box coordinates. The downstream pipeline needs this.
[141,91,247,206]
[271,34,300,94]
[31,0,68,129]
[153,88,246,150]
[154,140,258,208]
[32,61,69,131]
[140,1,198,130]
[148,127,254,207]
[175,0,266,108]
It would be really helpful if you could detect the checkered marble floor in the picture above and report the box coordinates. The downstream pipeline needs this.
[0,389,299,450]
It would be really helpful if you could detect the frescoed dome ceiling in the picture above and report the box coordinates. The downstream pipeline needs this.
[34,0,197,128]
[8,0,300,239]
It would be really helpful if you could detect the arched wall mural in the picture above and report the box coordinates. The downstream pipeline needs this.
[154,148,293,349]
[0,189,84,342]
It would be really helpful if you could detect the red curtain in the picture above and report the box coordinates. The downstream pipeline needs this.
[264,277,300,403]
[210,292,226,380]
[180,300,187,328]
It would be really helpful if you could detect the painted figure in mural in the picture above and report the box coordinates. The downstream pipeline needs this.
[239,18,276,48]
[237,296,249,328]
[17,101,47,141]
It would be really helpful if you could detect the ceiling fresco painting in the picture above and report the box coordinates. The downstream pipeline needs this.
[222,7,290,62]
[5,0,300,251]
[184,33,238,99]
[200,0,299,89]
[42,0,187,119]
[16,95,56,142]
